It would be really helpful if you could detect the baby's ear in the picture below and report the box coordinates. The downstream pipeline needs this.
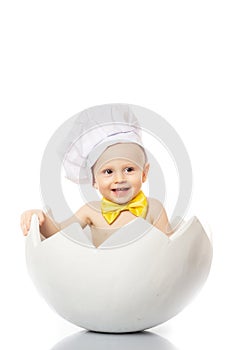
[142,162,150,182]
[93,180,98,189]
[91,168,98,189]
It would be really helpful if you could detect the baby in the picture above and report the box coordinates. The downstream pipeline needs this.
[21,105,173,247]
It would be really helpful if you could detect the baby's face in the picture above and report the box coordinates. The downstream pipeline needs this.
[93,158,149,204]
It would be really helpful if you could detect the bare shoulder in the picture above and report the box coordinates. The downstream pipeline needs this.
[147,197,164,213]
[75,201,101,225]
[147,197,172,235]
[86,201,101,211]
[147,197,163,206]
[75,201,100,213]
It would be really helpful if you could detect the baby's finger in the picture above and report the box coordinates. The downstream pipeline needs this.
[20,214,26,234]
[37,212,45,226]
[23,213,32,233]
[20,220,29,236]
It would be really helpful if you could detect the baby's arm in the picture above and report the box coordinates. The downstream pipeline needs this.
[154,206,173,236]
[20,209,58,238]
[59,205,91,232]
[20,205,91,238]
[149,199,173,236]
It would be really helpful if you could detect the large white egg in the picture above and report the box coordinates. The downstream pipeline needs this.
[25,215,212,333]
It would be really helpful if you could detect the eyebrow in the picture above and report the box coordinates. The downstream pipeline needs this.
[101,162,136,169]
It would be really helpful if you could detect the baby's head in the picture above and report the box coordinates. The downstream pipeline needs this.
[62,104,149,197]
[92,142,149,204]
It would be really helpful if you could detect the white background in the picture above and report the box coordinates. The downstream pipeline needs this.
[0,1,232,349]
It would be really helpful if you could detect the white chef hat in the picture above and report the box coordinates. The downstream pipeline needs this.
[62,104,147,184]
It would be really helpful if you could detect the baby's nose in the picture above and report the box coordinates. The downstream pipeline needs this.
[114,171,126,183]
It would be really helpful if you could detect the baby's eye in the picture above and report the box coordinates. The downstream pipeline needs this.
[103,169,113,175]
[125,167,134,173]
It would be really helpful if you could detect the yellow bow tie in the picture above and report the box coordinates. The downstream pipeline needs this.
[101,191,148,225]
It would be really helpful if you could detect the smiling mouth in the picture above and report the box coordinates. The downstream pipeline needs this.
[111,188,130,192]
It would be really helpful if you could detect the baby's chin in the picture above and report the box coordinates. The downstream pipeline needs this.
[108,188,135,204]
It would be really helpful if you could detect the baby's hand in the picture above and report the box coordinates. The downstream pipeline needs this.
[20,210,45,236]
